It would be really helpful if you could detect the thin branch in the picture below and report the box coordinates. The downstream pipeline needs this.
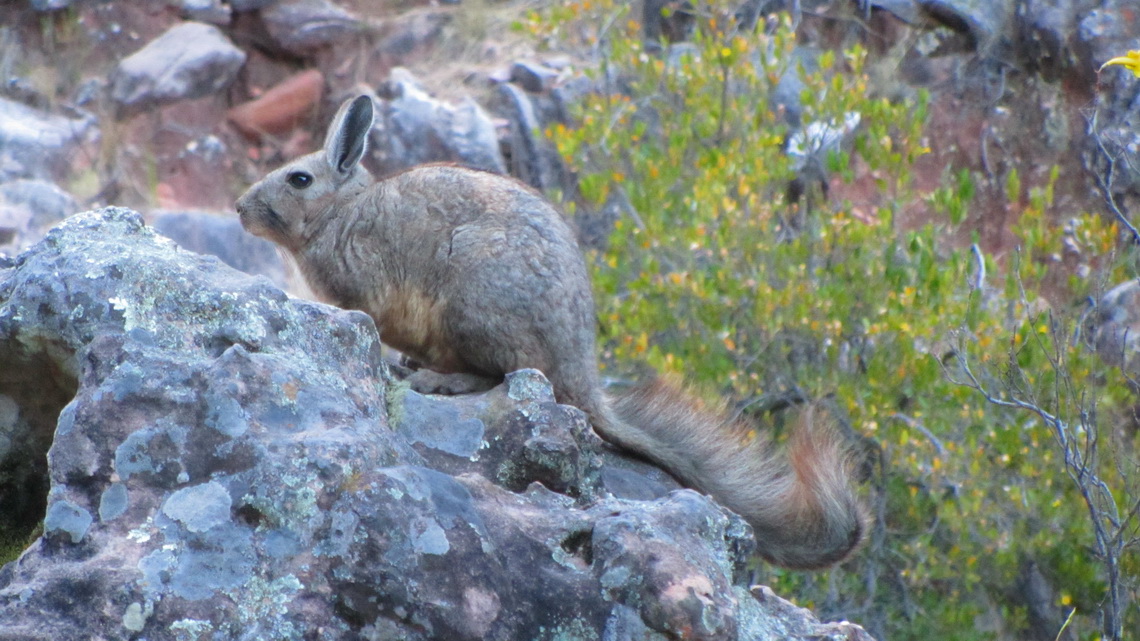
[1088,106,1140,244]
[945,300,1132,641]
[889,413,945,455]
[969,243,986,291]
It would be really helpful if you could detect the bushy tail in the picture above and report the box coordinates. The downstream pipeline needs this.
[594,378,865,570]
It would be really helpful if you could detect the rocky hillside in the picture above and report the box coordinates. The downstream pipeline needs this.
[1,0,582,270]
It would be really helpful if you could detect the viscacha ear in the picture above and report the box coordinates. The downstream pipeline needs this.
[324,95,374,175]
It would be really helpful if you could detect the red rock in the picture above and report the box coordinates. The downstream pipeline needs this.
[228,69,324,139]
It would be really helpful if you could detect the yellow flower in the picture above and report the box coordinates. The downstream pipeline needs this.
[1100,50,1140,77]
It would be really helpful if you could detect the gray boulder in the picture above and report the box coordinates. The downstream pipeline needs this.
[0,98,98,182]
[918,0,1012,55]
[261,0,362,56]
[373,11,450,65]
[27,0,72,10]
[492,69,588,196]
[371,69,507,176]
[862,0,924,23]
[1088,279,1140,378]
[0,208,874,640]
[1079,0,1140,201]
[230,0,277,10]
[178,0,232,24]
[149,209,287,288]
[495,82,562,193]
[509,61,561,94]
[0,180,77,255]
[110,22,247,115]
[1014,0,1077,80]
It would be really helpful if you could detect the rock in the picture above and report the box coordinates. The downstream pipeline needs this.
[495,82,562,192]
[149,209,288,288]
[2,77,50,111]
[1088,279,1140,377]
[110,22,247,116]
[1015,559,1068,641]
[71,78,104,109]
[1076,0,1139,62]
[0,207,874,640]
[0,180,77,255]
[768,46,820,128]
[917,0,1013,55]
[549,73,595,123]
[373,11,450,66]
[261,0,362,56]
[786,112,863,173]
[156,135,235,211]
[371,69,507,176]
[230,0,277,10]
[28,0,72,10]
[864,0,924,24]
[643,0,696,48]
[179,0,232,24]
[1013,0,1078,81]
[748,585,876,640]
[492,74,585,195]
[0,98,98,182]
[393,369,608,499]
[509,61,560,94]
[227,69,325,140]
[1079,1,1140,201]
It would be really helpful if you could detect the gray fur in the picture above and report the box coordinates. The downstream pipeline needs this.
[236,95,865,569]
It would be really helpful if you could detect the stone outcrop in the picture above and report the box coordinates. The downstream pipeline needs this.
[261,0,363,57]
[0,180,78,255]
[0,98,98,183]
[109,22,247,116]
[369,69,507,177]
[0,208,874,640]
[149,209,288,289]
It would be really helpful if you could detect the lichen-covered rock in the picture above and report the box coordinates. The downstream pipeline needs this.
[110,22,247,115]
[0,208,875,640]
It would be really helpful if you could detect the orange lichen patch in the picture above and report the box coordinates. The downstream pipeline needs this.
[282,380,301,402]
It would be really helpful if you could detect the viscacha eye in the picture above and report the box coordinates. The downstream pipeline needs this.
[286,172,313,189]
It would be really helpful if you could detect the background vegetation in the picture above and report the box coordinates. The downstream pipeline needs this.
[522,2,1139,639]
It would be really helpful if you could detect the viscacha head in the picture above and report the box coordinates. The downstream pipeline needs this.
[235,95,376,253]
